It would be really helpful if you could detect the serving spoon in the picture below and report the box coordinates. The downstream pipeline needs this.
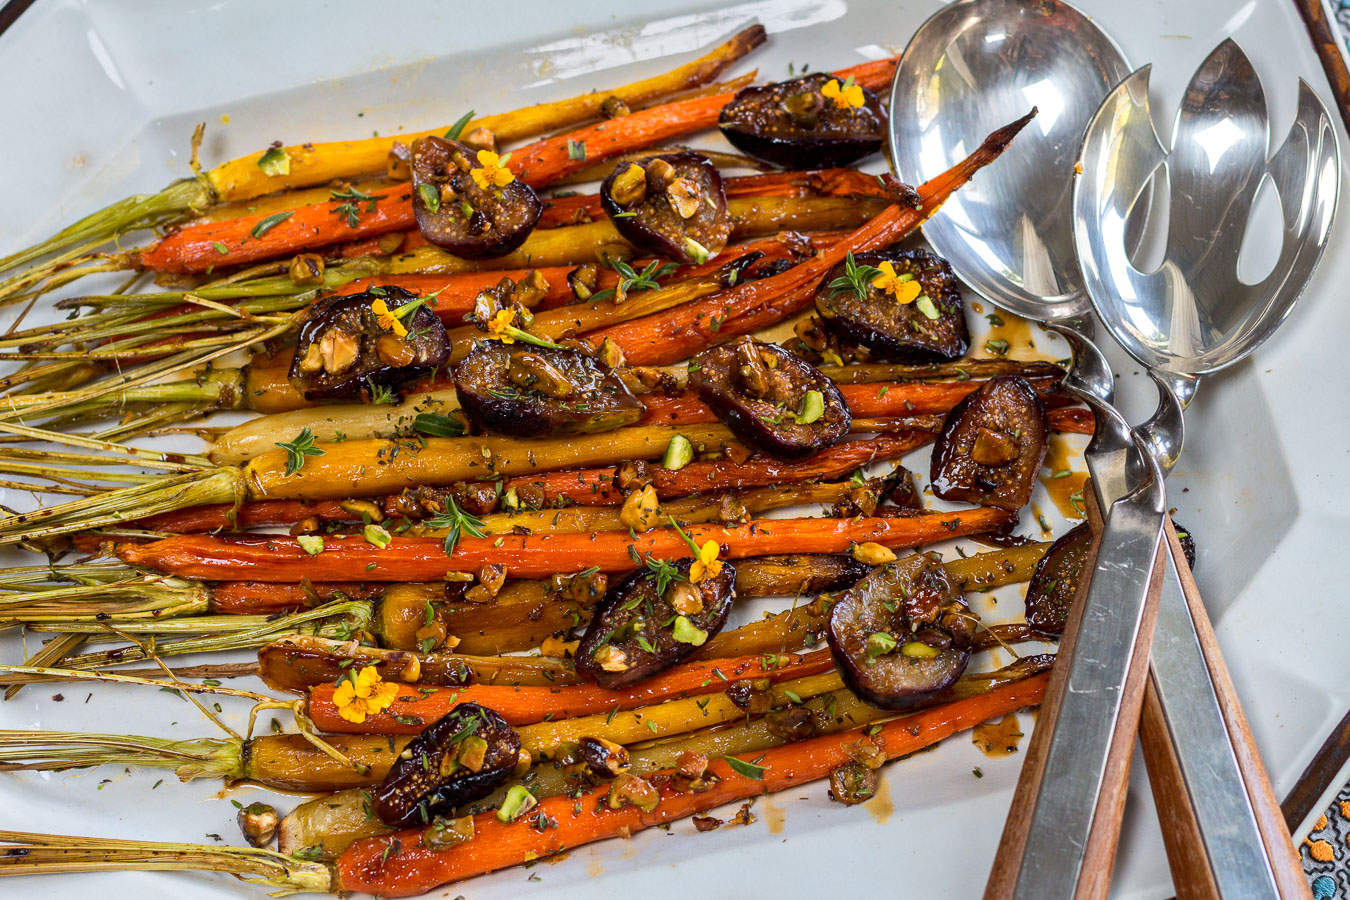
[1075,39,1339,898]
[890,1,1295,897]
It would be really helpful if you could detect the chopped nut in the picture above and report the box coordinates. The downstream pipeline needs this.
[237,802,279,848]
[844,737,886,770]
[508,352,576,398]
[449,482,500,517]
[464,564,507,604]
[667,580,704,615]
[339,499,385,524]
[971,427,1020,466]
[318,328,359,374]
[377,231,406,255]
[675,751,709,781]
[422,816,474,850]
[288,253,325,286]
[851,542,897,565]
[398,654,422,684]
[289,515,322,537]
[608,162,648,207]
[580,736,631,778]
[595,336,626,369]
[715,495,750,525]
[607,772,660,813]
[692,815,722,832]
[553,570,607,606]
[458,735,489,773]
[725,680,773,715]
[461,127,497,153]
[723,442,753,465]
[619,484,661,532]
[297,341,324,374]
[828,760,878,805]
[567,263,600,301]
[593,644,629,673]
[643,158,677,193]
[375,333,418,367]
[511,270,551,308]
[414,619,448,651]
[666,177,702,219]
[784,89,823,126]
[614,459,653,492]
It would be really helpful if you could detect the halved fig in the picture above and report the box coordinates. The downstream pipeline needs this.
[576,557,737,689]
[289,286,449,402]
[814,248,970,362]
[688,338,850,459]
[411,136,542,259]
[373,702,520,828]
[826,552,973,709]
[1024,522,1091,636]
[719,73,886,169]
[600,151,730,265]
[453,341,642,438]
[930,375,1048,511]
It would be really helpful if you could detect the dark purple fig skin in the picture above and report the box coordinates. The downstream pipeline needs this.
[576,558,737,690]
[688,338,849,459]
[600,151,730,265]
[411,136,542,259]
[288,286,449,402]
[930,375,1048,512]
[373,702,520,828]
[826,553,973,709]
[1024,522,1091,636]
[453,341,641,438]
[719,73,887,169]
[1173,520,1197,571]
[814,248,970,363]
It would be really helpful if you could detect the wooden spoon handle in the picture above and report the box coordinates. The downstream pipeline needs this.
[985,488,1164,899]
[1139,518,1310,899]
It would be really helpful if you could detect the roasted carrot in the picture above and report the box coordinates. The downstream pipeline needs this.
[203,25,767,203]
[138,431,931,533]
[308,649,834,734]
[335,670,1047,896]
[115,508,1013,581]
[586,110,1035,366]
[509,57,898,188]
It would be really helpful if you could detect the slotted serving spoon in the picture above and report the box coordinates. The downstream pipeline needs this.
[1075,39,1339,898]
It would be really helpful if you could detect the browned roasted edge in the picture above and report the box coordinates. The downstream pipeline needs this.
[1293,0,1350,135]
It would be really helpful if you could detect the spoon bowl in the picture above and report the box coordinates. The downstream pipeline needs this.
[888,0,1131,320]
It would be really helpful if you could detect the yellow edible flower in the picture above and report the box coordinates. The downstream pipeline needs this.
[821,77,865,109]
[688,539,723,583]
[871,260,922,304]
[471,150,515,190]
[370,296,408,338]
[332,665,400,724]
[486,308,517,344]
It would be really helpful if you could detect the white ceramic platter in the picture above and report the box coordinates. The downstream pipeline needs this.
[0,1,1347,898]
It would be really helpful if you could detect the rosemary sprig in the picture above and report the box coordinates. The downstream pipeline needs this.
[591,259,679,304]
[275,427,325,476]
[826,252,884,301]
[424,495,487,556]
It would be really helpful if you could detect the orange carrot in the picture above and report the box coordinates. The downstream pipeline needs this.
[309,649,834,734]
[586,111,1036,366]
[336,669,1047,896]
[116,507,1013,582]
[208,580,378,614]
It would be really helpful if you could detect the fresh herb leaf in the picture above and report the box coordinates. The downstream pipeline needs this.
[827,252,884,301]
[425,495,487,556]
[445,110,475,141]
[722,755,767,780]
[250,211,294,239]
[275,427,325,476]
[412,412,465,437]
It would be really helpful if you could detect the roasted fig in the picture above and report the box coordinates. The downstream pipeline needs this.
[372,702,520,828]
[289,286,450,402]
[600,151,730,265]
[814,248,970,362]
[411,135,542,259]
[719,73,887,169]
[576,556,736,689]
[453,341,642,438]
[826,553,973,709]
[1024,522,1091,636]
[930,375,1048,511]
[688,338,850,459]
